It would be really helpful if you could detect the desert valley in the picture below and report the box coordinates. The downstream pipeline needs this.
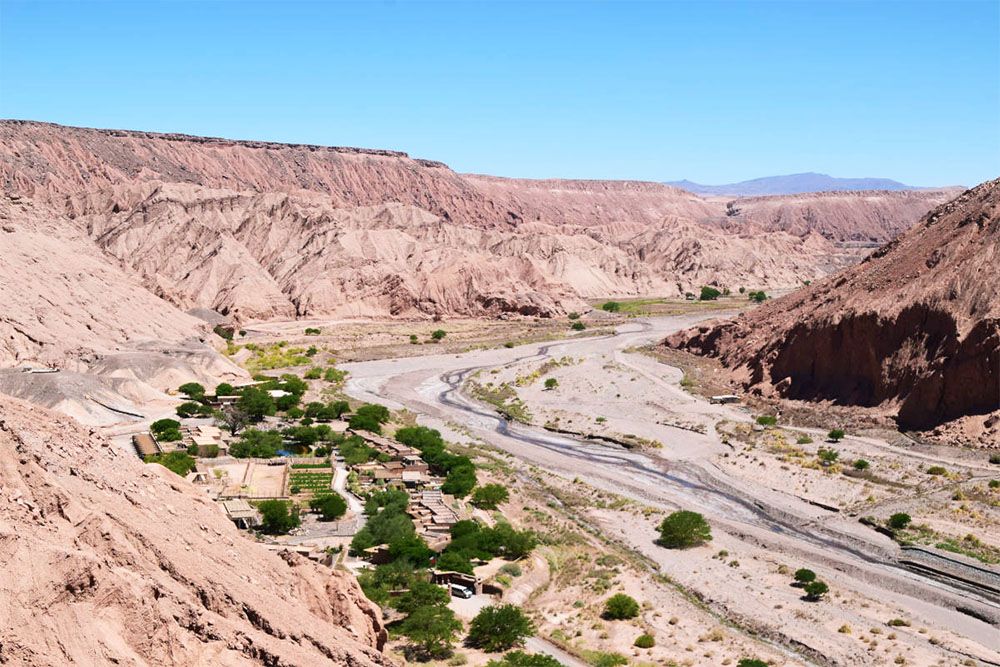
[0,113,997,667]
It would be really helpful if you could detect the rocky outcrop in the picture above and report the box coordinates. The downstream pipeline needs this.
[0,120,958,362]
[0,397,389,666]
[668,180,1000,442]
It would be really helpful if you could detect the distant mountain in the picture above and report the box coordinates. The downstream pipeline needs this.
[667,172,916,196]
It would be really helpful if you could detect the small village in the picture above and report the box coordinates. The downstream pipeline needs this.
[129,370,506,602]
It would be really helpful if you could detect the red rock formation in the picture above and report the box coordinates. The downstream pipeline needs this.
[0,120,958,363]
[668,180,1000,442]
[0,397,389,665]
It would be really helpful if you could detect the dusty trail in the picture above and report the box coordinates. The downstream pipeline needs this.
[342,315,1000,663]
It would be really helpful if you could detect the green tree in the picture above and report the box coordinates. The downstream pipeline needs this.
[356,403,391,423]
[178,382,206,400]
[400,604,463,659]
[570,321,586,331]
[310,494,348,521]
[349,412,383,433]
[657,510,711,548]
[567,312,581,320]
[601,301,621,312]
[793,568,816,585]
[487,652,564,667]
[803,580,829,601]
[394,580,450,614]
[442,463,477,497]
[748,291,768,303]
[150,418,183,441]
[602,593,640,620]
[737,660,769,667]
[699,286,721,301]
[467,604,535,652]
[853,459,870,471]
[176,401,211,418]
[471,484,510,510]
[888,513,912,530]
[544,378,558,390]
[144,451,195,476]
[237,387,276,421]
[229,429,283,458]
[215,382,235,396]
[827,428,845,442]
[258,499,299,534]
[431,329,447,341]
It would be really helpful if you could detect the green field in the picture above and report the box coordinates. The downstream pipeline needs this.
[288,470,333,494]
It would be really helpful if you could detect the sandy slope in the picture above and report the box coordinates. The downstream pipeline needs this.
[0,396,389,666]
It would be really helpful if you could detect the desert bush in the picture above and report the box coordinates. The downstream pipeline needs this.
[431,329,447,341]
[657,510,711,548]
[633,634,655,648]
[601,301,621,312]
[888,513,912,530]
[699,286,721,301]
[853,459,870,470]
[571,321,586,331]
[803,580,829,601]
[544,378,558,390]
[793,568,816,585]
[756,415,777,426]
[144,451,195,476]
[603,593,639,620]
[926,466,947,476]
[827,428,845,442]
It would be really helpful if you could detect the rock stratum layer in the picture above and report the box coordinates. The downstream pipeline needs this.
[0,120,958,365]
[0,397,389,666]
[668,179,1000,442]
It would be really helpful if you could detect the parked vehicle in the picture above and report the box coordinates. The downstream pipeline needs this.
[449,584,473,599]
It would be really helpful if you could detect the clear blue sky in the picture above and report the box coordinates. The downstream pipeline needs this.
[1,1,997,186]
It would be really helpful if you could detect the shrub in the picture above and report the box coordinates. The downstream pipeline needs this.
[827,428,845,442]
[657,510,711,548]
[544,378,558,390]
[747,290,768,303]
[633,634,655,649]
[601,301,621,312]
[737,660,769,667]
[304,327,321,335]
[990,454,1000,465]
[486,652,563,667]
[817,448,840,465]
[699,286,721,301]
[796,434,814,444]
[209,324,232,340]
[803,580,829,601]
[571,321,586,331]
[756,415,777,426]
[304,367,322,379]
[603,593,640,620]
[471,484,510,510]
[793,568,816,585]
[431,329,447,341]
[410,334,419,344]
[567,312,581,320]
[887,618,911,627]
[257,500,300,534]
[499,563,522,577]
[144,451,195,477]
[466,604,534,652]
[990,479,1000,489]
[323,367,347,384]
[888,513,912,530]
[311,494,348,521]
[305,345,318,357]
[853,459,870,471]
[926,466,947,476]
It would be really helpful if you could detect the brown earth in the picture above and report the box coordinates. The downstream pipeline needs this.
[0,396,389,666]
[0,120,958,367]
[667,179,1000,444]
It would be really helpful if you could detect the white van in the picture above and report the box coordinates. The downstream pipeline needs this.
[449,583,473,599]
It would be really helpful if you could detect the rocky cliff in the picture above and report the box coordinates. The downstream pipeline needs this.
[0,397,389,666]
[0,120,958,364]
[668,180,1000,442]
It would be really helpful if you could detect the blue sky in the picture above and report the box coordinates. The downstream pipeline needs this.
[1,1,997,186]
